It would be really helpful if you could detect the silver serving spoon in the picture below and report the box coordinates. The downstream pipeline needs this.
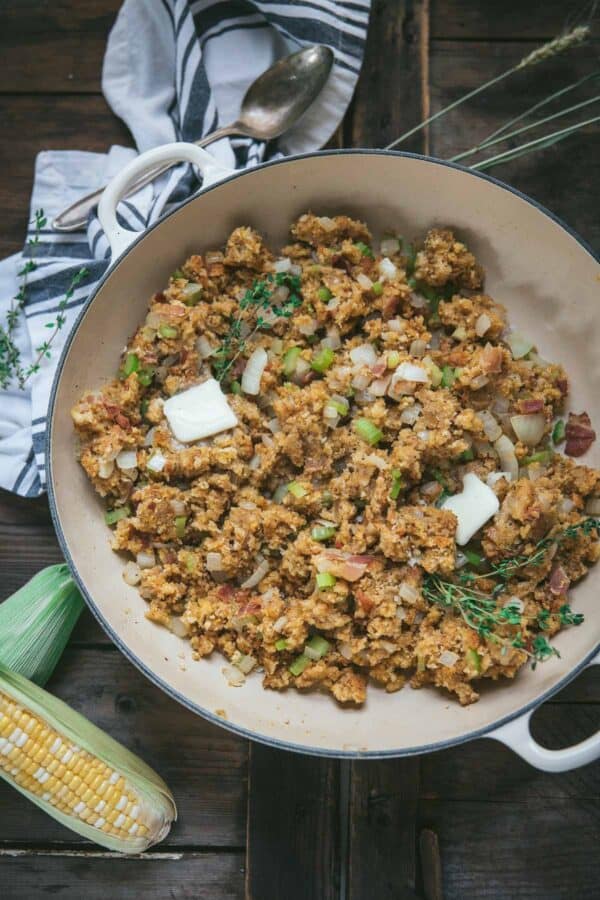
[52,45,334,232]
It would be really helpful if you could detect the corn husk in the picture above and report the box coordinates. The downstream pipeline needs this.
[0,662,176,853]
[0,565,84,685]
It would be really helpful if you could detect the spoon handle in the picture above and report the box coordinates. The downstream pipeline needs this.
[51,125,239,233]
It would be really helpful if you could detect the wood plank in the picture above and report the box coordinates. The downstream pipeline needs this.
[0,0,120,93]
[428,40,600,251]
[348,759,421,899]
[348,0,429,153]
[0,94,132,257]
[431,0,600,40]
[418,798,600,899]
[0,647,248,847]
[245,745,340,900]
[0,850,244,899]
[421,704,600,801]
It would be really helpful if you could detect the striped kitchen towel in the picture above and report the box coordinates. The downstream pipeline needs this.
[0,0,370,497]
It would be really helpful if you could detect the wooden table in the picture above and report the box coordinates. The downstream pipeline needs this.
[1,2,599,897]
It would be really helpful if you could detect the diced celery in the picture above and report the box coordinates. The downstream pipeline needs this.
[175,515,187,539]
[389,469,403,500]
[355,242,374,258]
[275,638,288,651]
[552,419,566,445]
[311,346,335,373]
[181,283,203,306]
[289,653,311,676]
[317,286,333,302]
[287,481,308,499]
[104,506,131,526]
[282,346,302,376]
[354,417,383,446]
[311,525,337,542]
[466,648,482,673]
[441,365,456,388]
[305,635,330,658]
[120,353,139,379]
[159,324,179,339]
[372,281,383,296]
[387,351,401,369]
[316,572,336,590]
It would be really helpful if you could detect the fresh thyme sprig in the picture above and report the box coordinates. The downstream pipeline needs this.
[212,272,302,384]
[0,209,45,389]
[459,517,600,586]
[0,208,89,389]
[423,517,598,665]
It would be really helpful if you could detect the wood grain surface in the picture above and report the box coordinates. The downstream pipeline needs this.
[0,1,598,898]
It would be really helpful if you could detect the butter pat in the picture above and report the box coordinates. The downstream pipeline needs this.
[442,472,500,546]
[163,379,238,443]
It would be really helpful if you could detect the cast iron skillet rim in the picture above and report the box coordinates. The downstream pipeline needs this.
[47,148,600,759]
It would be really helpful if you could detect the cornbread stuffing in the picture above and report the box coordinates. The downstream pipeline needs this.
[72,214,600,706]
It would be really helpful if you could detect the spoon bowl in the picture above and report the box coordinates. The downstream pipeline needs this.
[236,45,334,139]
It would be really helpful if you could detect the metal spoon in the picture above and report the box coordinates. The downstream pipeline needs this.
[52,45,334,232]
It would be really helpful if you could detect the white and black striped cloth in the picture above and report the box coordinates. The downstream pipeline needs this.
[0,0,370,497]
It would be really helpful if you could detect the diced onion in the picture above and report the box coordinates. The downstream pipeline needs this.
[380,237,400,256]
[324,327,342,350]
[386,318,405,333]
[439,650,459,667]
[478,410,502,442]
[357,272,373,290]
[494,435,518,481]
[470,374,490,390]
[242,347,268,395]
[318,216,336,231]
[298,318,318,336]
[206,552,223,572]
[558,497,575,514]
[122,561,141,586]
[409,339,427,358]
[452,326,467,341]
[147,452,167,473]
[196,336,215,359]
[378,257,397,281]
[475,313,491,337]
[170,499,186,516]
[409,293,427,309]
[350,344,377,368]
[510,413,546,447]
[289,263,302,276]
[351,373,371,391]
[169,617,188,638]
[274,257,292,274]
[394,362,429,383]
[339,642,353,660]
[98,459,115,479]
[270,285,290,306]
[136,550,156,569]
[273,616,288,632]
[222,666,245,687]
[506,332,534,359]
[267,417,281,434]
[143,427,157,447]
[233,653,256,675]
[398,582,419,604]
[400,403,422,425]
[241,559,270,589]
[395,607,407,621]
[585,497,600,514]
[249,454,262,470]
[370,375,392,397]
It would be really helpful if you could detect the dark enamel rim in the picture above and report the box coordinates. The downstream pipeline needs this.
[47,149,600,759]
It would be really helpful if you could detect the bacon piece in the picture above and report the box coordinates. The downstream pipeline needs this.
[356,589,374,613]
[565,411,596,457]
[556,377,569,397]
[315,549,377,582]
[549,564,570,597]
[331,254,352,273]
[382,295,400,320]
[519,398,544,414]
[103,401,132,432]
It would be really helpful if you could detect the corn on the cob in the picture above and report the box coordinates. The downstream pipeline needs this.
[0,664,176,853]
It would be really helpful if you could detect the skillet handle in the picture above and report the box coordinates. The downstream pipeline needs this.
[97,142,235,261]
[487,650,600,772]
